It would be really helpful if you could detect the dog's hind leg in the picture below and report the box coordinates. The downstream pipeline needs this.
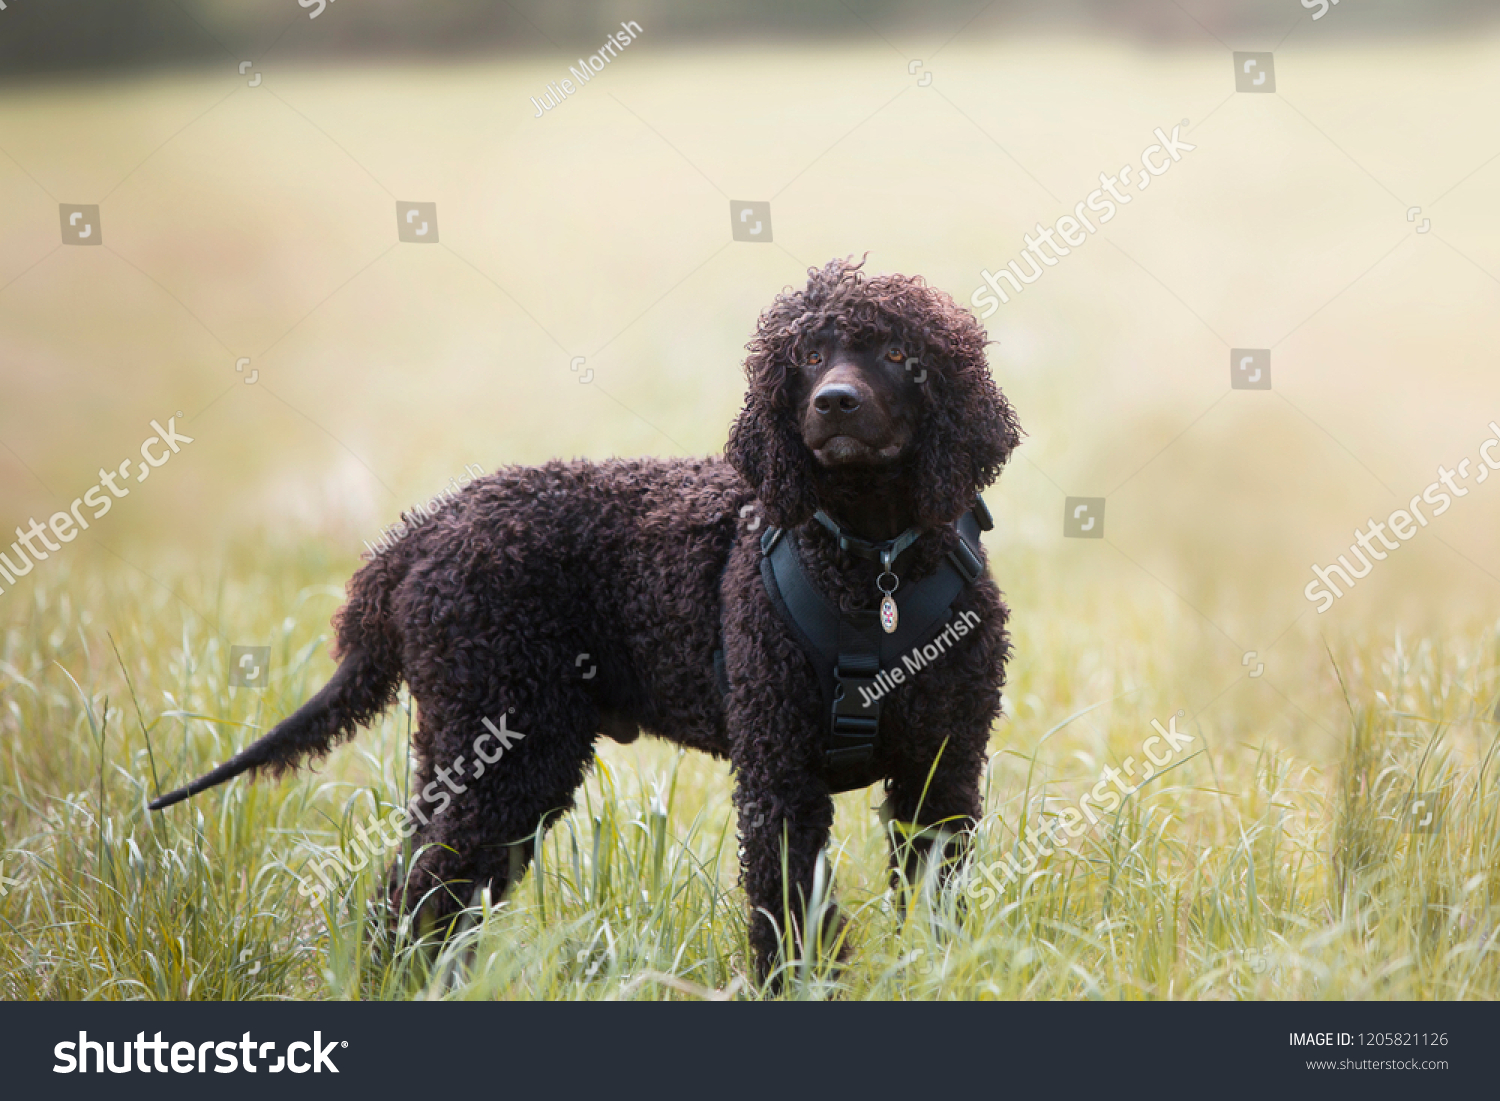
[383,693,598,939]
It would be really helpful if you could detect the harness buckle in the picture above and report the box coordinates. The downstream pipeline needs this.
[948,540,983,584]
[829,655,880,776]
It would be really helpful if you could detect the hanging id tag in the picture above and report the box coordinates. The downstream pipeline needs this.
[877,560,899,635]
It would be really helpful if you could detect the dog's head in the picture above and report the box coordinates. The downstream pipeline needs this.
[726,257,1022,530]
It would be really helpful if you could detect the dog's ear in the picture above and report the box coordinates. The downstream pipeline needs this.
[911,347,1022,528]
[726,391,818,529]
[726,281,826,529]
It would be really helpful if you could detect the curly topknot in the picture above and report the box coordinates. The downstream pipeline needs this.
[726,257,1023,528]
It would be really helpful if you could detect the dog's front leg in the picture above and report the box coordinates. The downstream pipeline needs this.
[882,748,982,912]
[721,543,849,989]
[732,763,841,991]
[883,645,1000,910]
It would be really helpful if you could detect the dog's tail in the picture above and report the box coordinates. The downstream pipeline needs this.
[149,553,408,811]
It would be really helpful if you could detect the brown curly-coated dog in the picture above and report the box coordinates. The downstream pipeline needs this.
[150,256,1023,984]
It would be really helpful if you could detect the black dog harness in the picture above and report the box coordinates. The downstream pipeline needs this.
[718,498,992,794]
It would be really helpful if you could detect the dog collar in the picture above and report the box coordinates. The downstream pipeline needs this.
[811,510,924,572]
[812,511,928,635]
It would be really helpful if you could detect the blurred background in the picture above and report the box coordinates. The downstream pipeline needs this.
[2,0,1498,755]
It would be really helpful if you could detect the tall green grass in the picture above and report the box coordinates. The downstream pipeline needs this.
[1,550,1497,999]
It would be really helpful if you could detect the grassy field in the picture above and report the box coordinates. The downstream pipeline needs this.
[1,547,1496,1000]
[2,33,1499,999]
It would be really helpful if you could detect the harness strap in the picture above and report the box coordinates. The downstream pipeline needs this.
[754,501,990,793]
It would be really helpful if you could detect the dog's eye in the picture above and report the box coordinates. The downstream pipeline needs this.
[805,351,823,367]
[886,347,906,363]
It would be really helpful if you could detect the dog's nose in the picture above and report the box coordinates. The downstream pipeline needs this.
[813,382,863,416]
